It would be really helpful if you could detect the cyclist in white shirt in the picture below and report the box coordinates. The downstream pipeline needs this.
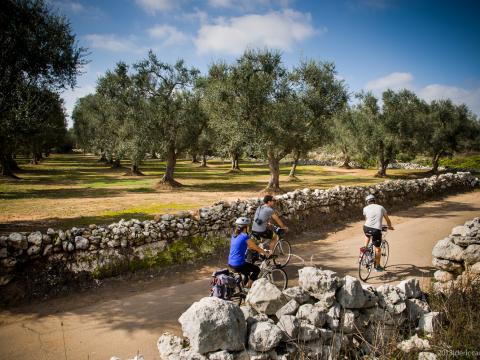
[362,194,394,272]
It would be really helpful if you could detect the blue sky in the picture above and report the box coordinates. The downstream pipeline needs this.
[51,0,480,124]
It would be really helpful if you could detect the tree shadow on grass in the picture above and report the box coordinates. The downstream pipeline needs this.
[0,187,126,200]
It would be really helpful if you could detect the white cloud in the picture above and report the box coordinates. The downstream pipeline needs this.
[208,0,233,7]
[135,0,176,14]
[148,25,189,46]
[365,72,413,91]
[195,9,319,55]
[208,0,292,11]
[84,34,143,53]
[419,84,480,116]
[49,0,86,13]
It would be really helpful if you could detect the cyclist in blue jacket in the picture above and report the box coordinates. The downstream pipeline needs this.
[228,217,269,288]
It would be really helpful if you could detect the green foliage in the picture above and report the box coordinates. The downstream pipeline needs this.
[439,154,480,170]
[417,100,479,171]
[0,0,86,175]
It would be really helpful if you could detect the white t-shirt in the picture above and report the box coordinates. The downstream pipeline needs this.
[363,204,387,230]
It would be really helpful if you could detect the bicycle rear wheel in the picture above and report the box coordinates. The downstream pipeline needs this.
[262,268,288,290]
[380,240,389,268]
[358,251,373,281]
[272,239,292,268]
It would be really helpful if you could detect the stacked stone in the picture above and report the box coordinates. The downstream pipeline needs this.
[157,267,438,360]
[431,217,480,294]
[0,172,477,287]
[297,159,361,168]
[387,162,442,171]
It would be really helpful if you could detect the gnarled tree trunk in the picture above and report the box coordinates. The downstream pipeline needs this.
[228,151,241,172]
[265,152,282,193]
[288,150,300,180]
[340,146,351,168]
[191,153,199,163]
[200,153,207,167]
[1,152,19,178]
[159,145,181,187]
[375,142,389,177]
[431,151,443,173]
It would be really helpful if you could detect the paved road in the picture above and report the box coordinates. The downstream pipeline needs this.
[0,191,479,360]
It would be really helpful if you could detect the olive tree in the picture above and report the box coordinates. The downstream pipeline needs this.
[134,51,200,186]
[288,60,348,177]
[0,0,86,176]
[419,100,479,172]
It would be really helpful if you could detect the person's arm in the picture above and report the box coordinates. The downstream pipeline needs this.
[247,238,269,255]
[271,212,289,233]
[383,213,394,230]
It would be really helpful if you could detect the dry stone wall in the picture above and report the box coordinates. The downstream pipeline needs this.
[152,268,439,360]
[0,172,478,288]
[431,217,480,293]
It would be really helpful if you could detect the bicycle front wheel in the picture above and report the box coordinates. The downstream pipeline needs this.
[272,239,292,268]
[380,240,389,268]
[358,251,373,282]
[262,268,288,290]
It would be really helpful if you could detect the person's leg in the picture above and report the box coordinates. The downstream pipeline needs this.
[374,245,381,267]
[372,230,383,269]
[244,262,260,288]
[269,234,278,251]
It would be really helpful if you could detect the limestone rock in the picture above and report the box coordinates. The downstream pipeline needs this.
[248,321,283,352]
[27,231,43,246]
[282,286,311,304]
[397,278,422,299]
[75,236,89,250]
[470,262,480,274]
[431,238,464,262]
[208,350,234,360]
[27,245,41,256]
[451,225,469,237]
[405,299,430,322]
[297,321,320,341]
[397,334,430,353]
[178,297,246,354]
[7,233,27,250]
[157,332,185,359]
[298,267,343,299]
[277,315,299,339]
[418,312,441,334]
[432,257,463,274]
[418,352,438,360]
[275,299,299,318]
[462,244,480,265]
[337,275,368,308]
[377,284,406,314]
[296,303,327,327]
[246,278,287,315]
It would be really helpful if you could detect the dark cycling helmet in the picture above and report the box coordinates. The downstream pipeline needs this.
[365,194,375,203]
[235,217,251,227]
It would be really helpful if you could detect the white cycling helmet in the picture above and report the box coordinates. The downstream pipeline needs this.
[235,217,251,227]
[365,194,375,203]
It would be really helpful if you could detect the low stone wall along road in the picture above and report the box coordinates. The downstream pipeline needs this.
[0,190,479,360]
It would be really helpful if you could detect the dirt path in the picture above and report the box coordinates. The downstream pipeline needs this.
[0,191,479,360]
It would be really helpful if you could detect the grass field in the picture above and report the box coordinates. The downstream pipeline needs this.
[0,153,427,233]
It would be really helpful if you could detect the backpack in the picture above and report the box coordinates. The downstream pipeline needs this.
[210,269,239,300]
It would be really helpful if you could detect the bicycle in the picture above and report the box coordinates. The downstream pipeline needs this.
[358,225,390,282]
[216,254,289,305]
[251,224,292,268]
